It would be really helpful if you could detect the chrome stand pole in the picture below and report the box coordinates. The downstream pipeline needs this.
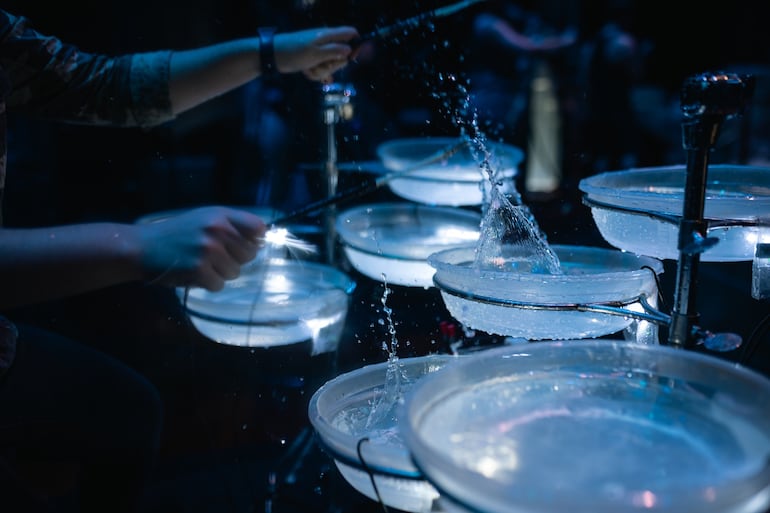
[668,72,754,348]
[321,83,355,264]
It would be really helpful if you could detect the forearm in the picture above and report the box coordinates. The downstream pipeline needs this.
[168,26,359,115]
[169,37,260,115]
[0,224,143,309]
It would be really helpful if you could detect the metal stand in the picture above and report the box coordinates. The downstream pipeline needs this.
[321,83,356,264]
[668,72,754,348]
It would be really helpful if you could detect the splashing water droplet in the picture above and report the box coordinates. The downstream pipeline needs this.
[436,77,561,274]
[362,280,407,431]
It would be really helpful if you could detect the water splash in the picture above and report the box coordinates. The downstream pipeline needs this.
[377,280,395,355]
[474,183,562,274]
[435,73,562,274]
[364,276,408,430]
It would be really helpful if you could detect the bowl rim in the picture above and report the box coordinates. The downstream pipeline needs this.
[308,354,464,478]
[335,202,482,260]
[178,258,356,323]
[401,339,770,513]
[377,136,525,181]
[427,244,665,282]
[579,164,770,208]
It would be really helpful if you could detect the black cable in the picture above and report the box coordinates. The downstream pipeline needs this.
[641,264,669,312]
[356,437,390,513]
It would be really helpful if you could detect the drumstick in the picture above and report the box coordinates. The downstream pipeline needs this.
[351,0,488,47]
[271,139,469,226]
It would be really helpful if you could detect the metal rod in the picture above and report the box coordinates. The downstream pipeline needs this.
[667,123,713,348]
[320,83,355,264]
[433,274,667,324]
[324,103,339,265]
[272,139,468,226]
[668,72,754,348]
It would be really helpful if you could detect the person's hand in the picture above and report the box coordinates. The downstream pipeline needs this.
[274,26,360,82]
[136,206,267,291]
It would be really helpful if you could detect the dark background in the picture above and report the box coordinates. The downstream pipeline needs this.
[3,1,770,511]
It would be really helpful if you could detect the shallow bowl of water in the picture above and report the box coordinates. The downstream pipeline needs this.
[335,202,481,288]
[308,354,463,513]
[178,258,355,354]
[579,164,770,261]
[401,340,770,513]
[428,245,663,340]
[377,137,524,206]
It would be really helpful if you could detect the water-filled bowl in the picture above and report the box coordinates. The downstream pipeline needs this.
[308,354,462,513]
[377,137,524,206]
[178,259,355,354]
[579,164,770,261]
[428,245,663,340]
[335,203,481,288]
[401,340,770,513]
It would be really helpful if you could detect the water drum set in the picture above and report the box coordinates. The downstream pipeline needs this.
[140,71,770,512]
[308,71,770,513]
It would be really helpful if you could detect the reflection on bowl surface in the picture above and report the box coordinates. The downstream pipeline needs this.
[308,354,462,513]
[179,259,354,353]
[428,245,663,339]
[377,137,524,206]
[336,202,481,287]
[579,165,770,261]
[402,340,770,513]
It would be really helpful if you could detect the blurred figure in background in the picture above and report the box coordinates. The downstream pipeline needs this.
[462,1,577,149]
[572,0,651,176]
[234,1,334,210]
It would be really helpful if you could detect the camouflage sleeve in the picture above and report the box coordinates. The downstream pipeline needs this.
[127,50,175,127]
[1,11,174,128]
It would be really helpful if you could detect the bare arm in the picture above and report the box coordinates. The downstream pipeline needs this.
[0,206,266,309]
[168,26,360,115]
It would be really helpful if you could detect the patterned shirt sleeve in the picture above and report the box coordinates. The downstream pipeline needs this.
[0,10,174,128]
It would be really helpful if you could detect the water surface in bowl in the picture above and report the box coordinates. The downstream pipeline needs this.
[402,341,770,513]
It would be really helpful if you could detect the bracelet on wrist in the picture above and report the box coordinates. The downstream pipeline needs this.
[258,27,278,77]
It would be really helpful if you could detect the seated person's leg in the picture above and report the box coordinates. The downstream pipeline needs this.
[0,324,163,513]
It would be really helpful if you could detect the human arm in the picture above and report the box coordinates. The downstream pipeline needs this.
[0,10,359,126]
[0,206,266,309]
[168,26,359,116]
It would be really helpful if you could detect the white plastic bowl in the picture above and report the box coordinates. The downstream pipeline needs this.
[377,137,524,206]
[428,245,663,340]
[308,354,462,513]
[579,164,770,261]
[401,340,770,513]
[335,203,481,288]
[178,259,355,354]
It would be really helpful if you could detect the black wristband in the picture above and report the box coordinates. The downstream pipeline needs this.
[258,27,278,76]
